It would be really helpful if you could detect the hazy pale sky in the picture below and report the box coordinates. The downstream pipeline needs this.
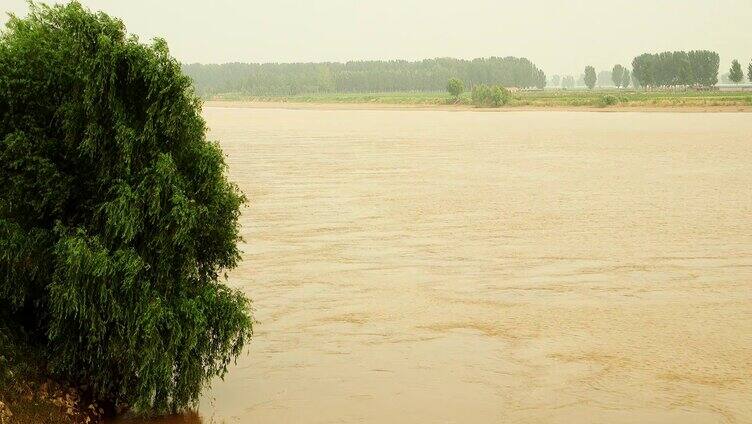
[2,0,751,76]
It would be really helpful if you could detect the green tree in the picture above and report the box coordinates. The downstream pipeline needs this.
[446,78,465,100]
[631,71,641,89]
[584,66,597,90]
[611,64,624,88]
[621,69,631,88]
[632,54,653,88]
[184,56,548,96]
[534,69,547,89]
[490,85,511,106]
[633,50,719,88]
[0,2,252,414]
[748,61,752,83]
[729,59,744,84]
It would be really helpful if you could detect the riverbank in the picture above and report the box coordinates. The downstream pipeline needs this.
[204,89,752,112]
[205,100,752,113]
[0,326,104,424]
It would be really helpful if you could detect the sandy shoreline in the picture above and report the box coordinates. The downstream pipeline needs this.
[204,100,752,113]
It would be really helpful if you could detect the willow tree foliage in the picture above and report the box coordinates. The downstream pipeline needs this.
[0,2,252,414]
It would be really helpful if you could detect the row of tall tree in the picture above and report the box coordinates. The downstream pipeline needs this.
[182,57,546,96]
[727,59,752,83]
[186,51,745,96]
[631,50,720,88]
[551,69,638,89]
[611,64,631,88]
[573,51,723,90]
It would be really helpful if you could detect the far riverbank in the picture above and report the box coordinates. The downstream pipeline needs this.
[204,99,752,113]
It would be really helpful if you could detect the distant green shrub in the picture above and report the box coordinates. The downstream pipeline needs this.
[597,95,619,107]
[447,78,465,100]
[471,84,511,107]
[0,2,252,414]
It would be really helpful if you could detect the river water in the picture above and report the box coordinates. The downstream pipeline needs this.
[132,108,752,423]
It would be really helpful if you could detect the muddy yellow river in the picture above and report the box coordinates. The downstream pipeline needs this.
[181,108,752,423]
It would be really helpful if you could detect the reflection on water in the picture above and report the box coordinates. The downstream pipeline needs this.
[145,109,752,423]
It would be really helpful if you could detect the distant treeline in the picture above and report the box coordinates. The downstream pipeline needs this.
[631,50,719,88]
[549,50,721,90]
[182,57,546,97]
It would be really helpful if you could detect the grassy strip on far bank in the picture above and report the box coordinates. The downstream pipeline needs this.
[210,89,752,109]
